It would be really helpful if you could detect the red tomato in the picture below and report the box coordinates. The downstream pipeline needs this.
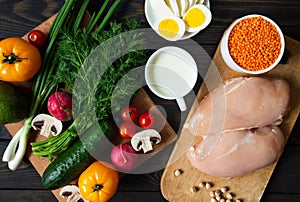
[120,105,138,121]
[119,122,136,139]
[139,112,155,129]
[28,30,47,49]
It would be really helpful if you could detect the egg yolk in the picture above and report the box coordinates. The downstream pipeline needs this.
[184,8,206,28]
[158,19,179,39]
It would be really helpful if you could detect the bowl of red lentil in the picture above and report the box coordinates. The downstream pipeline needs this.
[220,14,285,74]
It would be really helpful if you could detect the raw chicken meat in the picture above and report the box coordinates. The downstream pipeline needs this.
[188,77,290,136]
[186,125,285,178]
[186,76,290,178]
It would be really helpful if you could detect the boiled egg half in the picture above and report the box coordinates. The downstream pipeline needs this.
[183,4,212,32]
[154,15,186,41]
[146,0,212,41]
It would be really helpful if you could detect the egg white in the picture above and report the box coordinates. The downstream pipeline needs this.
[149,0,174,16]
[178,0,189,17]
[188,0,197,8]
[165,0,180,17]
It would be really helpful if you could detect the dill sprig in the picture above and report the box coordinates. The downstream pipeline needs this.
[31,18,148,160]
[57,19,147,127]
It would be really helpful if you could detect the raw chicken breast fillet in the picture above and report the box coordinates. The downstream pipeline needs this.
[186,76,290,178]
[186,125,285,178]
[188,77,290,136]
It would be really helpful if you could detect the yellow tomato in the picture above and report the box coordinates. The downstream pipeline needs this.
[78,161,119,202]
[0,37,41,82]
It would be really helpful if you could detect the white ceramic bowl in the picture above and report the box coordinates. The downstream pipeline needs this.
[144,0,210,40]
[220,14,285,74]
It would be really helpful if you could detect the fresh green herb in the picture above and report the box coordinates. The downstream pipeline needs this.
[2,0,77,170]
[3,0,124,169]
[31,17,147,159]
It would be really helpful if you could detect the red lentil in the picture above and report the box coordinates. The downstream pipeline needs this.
[228,16,282,71]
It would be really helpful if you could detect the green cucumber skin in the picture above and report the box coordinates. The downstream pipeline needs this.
[42,140,94,190]
[42,124,106,190]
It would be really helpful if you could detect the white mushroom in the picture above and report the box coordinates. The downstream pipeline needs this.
[31,114,63,137]
[131,129,161,153]
[59,185,88,202]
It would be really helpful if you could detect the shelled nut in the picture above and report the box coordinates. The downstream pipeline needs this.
[205,182,213,189]
[215,190,221,197]
[221,186,229,193]
[199,182,206,188]
[226,193,234,199]
[191,186,199,193]
[174,169,183,176]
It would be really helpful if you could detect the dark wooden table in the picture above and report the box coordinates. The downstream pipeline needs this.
[0,0,300,201]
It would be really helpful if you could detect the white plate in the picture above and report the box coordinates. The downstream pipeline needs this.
[144,0,210,40]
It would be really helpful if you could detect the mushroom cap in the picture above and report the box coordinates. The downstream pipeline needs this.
[131,129,161,153]
[31,113,63,137]
[59,185,88,202]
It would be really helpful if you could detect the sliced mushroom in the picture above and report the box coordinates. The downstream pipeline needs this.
[59,185,88,202]
[131,129,161,153]
[31,114,63,137]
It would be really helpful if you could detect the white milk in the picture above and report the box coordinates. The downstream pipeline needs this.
[145,46,198,111]
[147,51,197,97]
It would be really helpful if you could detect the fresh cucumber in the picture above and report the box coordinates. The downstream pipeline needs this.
[42,122,113,190]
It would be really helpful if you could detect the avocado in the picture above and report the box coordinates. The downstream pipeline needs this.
[0,81,29,124]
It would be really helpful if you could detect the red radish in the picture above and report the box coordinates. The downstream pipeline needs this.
[47,92,72,121]
[110,144,138,171]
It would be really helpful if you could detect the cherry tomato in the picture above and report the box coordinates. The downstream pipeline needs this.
[139,112,155,129]
[119,122,136,139]
[120,105,138,121]
[28,30,47,49]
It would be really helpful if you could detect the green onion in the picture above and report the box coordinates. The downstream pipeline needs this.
[2,0,123,169]
[30,0,124,160]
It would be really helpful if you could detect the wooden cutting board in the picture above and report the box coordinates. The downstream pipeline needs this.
[160,36,300,202]
[4,15,177,202]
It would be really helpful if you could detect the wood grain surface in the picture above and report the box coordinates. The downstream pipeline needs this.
[160,36,300,202]
[0,0,300,202]
[5,87,177,201]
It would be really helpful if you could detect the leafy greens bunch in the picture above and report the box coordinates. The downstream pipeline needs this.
[3,0,148,170]
[32,19,147,159]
